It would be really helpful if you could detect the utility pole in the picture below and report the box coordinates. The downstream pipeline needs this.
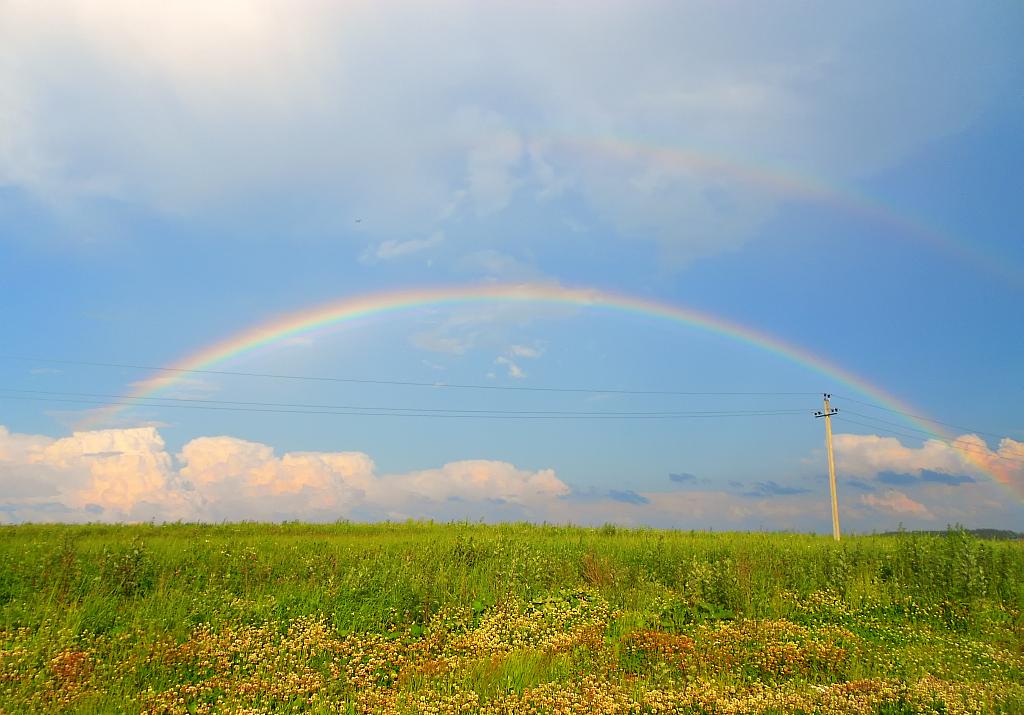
[814,393,841,541]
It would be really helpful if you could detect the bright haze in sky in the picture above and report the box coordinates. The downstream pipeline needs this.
[1,1,1022,531]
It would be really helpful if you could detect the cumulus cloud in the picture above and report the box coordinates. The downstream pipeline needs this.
[1,2,1015,259]
[0,426,189,520]
[0,424,568,523]
[0,425,51,462]
[177,436,374,520]
[376,460,568,515]
[833,432,1024,498]
[861,489,933,518]
[2,424,1021,530]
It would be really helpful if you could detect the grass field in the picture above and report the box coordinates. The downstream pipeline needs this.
[0,523,1021,714]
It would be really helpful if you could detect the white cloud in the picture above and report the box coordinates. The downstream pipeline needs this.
[492,344,542,379]
[2,424,1021,530]
[0,425,51,462]
[495,356,525,379]
[178,436,376,520]
[409,295,571,356]
[835,433,968,476]
[1,2,1014,259]
[833,432,1024,498]
[455,107,525,215]
[410,332,476,356]
[454,250,545,281]
[0,424,568,523]
[360,231,444,264]
[861,489,933,518]
[378,460,567,507]
[0,426,190,520]
[509,345,542,359]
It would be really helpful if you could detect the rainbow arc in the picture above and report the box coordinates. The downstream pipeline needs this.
[86,283,1021,497]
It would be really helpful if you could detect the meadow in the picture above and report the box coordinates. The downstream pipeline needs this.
[0,522,1021,714]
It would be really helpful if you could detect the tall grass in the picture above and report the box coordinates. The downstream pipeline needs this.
[0,523,1021,713]
[4,523,1019,626]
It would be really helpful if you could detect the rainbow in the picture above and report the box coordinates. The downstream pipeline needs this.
[90,282,1020,495]
[538,135,1022,287]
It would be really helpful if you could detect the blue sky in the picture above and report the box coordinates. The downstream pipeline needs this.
[1,1,1022,530]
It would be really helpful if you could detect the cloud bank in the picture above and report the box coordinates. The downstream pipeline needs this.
[833,432,1024,498]
[1,424,1021,531]
[1,1,1016,259]
[0,425,568,523]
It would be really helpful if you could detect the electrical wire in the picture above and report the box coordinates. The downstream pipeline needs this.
[840,408,976,437]
[0,387,811,417]
[840,409,1024,456]
[832,415,1024,464]
[0,356,819,397]
[4,358,1017,454]
[0,394,811,421]
[831,393,1009,441]
[835,405,1019,456]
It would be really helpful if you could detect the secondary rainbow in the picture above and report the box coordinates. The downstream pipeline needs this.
[90,282,1019,496]
[539,135,1022,287]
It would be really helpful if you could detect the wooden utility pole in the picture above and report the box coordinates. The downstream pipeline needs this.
[815,393,841,541]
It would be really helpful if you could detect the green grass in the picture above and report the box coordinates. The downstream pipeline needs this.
[0,522,1021,713]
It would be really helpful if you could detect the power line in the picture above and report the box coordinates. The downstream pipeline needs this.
[832,415,1024,465]
[840,408,980,438]
[0,387,811,417]
[6,359,1017,455]
[0,394,811,421]
[0,356,819,397]
[831,415,1015,458]
[841,409,1024,456]
[838,409,1024,456]
[831,393,1009,441]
